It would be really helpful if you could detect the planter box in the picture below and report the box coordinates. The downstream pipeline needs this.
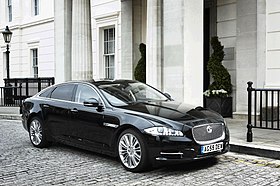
[205,97,232,117]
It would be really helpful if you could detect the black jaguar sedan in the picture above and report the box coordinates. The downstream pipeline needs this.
[22,79,229,172]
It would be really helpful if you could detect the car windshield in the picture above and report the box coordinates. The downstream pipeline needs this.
[97,81,168,106]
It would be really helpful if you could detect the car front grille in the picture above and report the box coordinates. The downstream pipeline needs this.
[192,123,225,145]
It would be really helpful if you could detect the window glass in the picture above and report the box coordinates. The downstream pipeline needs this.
[39,87,54,98]
[31,49,38,78]
[74,84,99,103]
[34,0,39,16]
[103,27,115,79]
[98,81,168,106]
[50,84,75,101]
[8,0,12,22]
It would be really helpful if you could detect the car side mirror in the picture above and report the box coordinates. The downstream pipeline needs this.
[83,98,99,107]
[164,93,173,100]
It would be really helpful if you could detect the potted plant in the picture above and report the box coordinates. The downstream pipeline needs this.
[204,36,232,117]
[134,43,146,83]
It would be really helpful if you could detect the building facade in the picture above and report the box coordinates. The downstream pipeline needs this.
[0,0,279,115]
[0,0,55,80]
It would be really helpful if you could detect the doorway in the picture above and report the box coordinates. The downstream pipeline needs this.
[203,0,216,106]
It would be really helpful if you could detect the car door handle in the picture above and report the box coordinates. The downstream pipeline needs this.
[70,108,78,113]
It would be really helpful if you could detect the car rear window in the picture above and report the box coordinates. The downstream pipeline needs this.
[50,84,75,101]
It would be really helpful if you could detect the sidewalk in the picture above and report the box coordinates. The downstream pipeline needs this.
[0,110,279,160]
[226,118,280,159]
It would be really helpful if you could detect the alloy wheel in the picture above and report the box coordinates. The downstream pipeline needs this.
[29,119,43,146]
[118,133,142,169]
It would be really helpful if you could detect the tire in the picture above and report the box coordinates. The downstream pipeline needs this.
[28,117,50,148]
[117,129,150,172]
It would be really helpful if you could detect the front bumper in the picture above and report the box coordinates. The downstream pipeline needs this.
[145,135,230,163]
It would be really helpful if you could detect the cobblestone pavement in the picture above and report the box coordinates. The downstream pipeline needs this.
[1,120,280,186]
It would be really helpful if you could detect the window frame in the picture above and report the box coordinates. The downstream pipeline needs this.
[95,13,119,80]
[7,0,12,22]
[31,48,38,78]
[103,27,115,80]
[32,0,39,16]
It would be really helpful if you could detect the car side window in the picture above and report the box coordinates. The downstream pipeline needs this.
[50,84,75,101]
[74,84,99,103]
[39,87,54,98]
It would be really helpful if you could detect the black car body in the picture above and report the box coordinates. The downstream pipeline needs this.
[22,80,230,172]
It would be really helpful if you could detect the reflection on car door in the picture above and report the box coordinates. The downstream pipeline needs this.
[69,84,104,147]
[45,84,75,141]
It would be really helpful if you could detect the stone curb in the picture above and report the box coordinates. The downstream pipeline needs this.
[0,114,21,120]
[230,143,280,161]
[223,152,280,169]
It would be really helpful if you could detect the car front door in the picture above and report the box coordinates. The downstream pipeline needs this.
[69,84,108,148]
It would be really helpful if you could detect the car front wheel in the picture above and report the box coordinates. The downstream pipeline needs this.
[118,129,149,172]
[29,117,50,148]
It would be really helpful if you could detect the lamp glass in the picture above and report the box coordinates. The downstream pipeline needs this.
[2,26,12,43]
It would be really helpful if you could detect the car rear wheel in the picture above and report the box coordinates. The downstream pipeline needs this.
[29,117,50,148]
[118,129,150,172]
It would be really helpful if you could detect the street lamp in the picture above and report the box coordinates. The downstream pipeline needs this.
[2,26,12,80]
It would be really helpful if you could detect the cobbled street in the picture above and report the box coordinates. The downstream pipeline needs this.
[1,120,280,186]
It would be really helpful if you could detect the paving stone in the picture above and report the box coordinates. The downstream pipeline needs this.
[1,120,280,185]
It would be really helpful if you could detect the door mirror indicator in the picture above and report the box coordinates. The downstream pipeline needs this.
[83,98,100,107]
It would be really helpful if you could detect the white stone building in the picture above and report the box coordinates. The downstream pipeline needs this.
[0,0,279,115]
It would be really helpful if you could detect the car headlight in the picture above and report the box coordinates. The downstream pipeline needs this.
[144,127,184,137]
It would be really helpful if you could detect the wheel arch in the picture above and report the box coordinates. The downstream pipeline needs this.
[111,124,144,155]
[114,124,151,172]
[27,112,44,129]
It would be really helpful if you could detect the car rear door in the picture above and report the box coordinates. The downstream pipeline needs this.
[44,84,76,140]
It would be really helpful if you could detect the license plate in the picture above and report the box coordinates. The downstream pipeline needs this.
[201,142,223,154]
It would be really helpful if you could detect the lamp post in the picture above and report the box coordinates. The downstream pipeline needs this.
[2,26,13,81]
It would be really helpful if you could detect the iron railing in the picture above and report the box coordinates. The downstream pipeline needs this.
[247,81,280,142]
[4,77,55,98]
[0,77,55,107]
[0,86,23,107]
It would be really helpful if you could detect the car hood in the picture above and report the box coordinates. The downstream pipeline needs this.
[119,100,223,126]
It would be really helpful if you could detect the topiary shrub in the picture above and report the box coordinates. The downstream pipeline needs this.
[205,36,232,97]
[134,43,146,83]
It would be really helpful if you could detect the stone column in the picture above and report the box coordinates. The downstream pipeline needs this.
[183,0,204,106]
[71,0,93,80]
[235,0,266,113]
[146,0,162,90]
[162,0,185,101]
[133,0,144,70]
[121,0,133,79]
[54,0,72,83]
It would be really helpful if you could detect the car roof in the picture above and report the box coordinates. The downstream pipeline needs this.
[46,79,139,88]
[89,79,138,86]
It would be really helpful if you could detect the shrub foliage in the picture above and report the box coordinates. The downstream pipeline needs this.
[134,43,146,83]
[207,36,232,96]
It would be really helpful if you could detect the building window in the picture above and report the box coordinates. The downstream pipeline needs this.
[7,0,12,22]
[31,49,38,78]
[103,28,115,79]
[33,0,39,16]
